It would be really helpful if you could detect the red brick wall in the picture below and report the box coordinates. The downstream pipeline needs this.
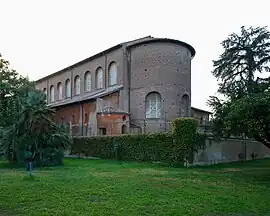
[97,114,127,135]
[82,101,96,124]
[54,103,80,125]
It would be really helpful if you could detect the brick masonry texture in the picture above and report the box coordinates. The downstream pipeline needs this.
[129,42,191,123]
[35,36,208,134]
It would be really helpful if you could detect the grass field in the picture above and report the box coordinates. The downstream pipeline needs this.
[0,158,270,216]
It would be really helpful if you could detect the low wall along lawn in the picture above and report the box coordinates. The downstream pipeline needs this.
[193,138,270,165]
[70,118,270,165]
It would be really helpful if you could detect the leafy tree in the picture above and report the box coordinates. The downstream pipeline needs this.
[0,54,32,127]
[209,26,270,149]
[212,26,270,98]
[0,54,71,165]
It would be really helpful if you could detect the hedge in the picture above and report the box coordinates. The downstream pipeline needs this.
[71,118,207,165]
[172,118,198,163]
[71,133,175,163]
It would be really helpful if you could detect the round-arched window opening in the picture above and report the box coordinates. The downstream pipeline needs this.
[74,76,80,95]
[108,62,117,86]
[50,85,55,103]
[182,94,190,117]
[145,92,162,119]
[84,71,91,92]
[96,67,104,89]
[121,125,127,134]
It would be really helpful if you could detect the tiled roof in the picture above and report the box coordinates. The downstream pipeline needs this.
[36,36,195,83]
[191,107,212,114]
[48,84,123,108]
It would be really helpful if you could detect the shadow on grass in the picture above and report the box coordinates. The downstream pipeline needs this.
[232,168,270,184]
[64,157,172,169]
[2,156,270,185]
[0,162,25,169]
[0,160,65,172]
[21,175,41,182]
[191,158,270,170]
[190,159,270,186]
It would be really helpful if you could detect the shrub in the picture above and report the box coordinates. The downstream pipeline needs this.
[71,133,174,163]
[71,136,115,159]
[71,118,208,165]
[172,118,198,163]
[119,133,174,162]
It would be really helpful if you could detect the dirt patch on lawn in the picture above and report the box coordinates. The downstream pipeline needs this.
[206,168,242,174]
[90,171,126,178]
[141,176,203,188]
[128,168,169,176]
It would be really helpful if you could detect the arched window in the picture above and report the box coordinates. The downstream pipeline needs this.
[84,71,91,92]
[182,94,189,117]
[95,67,103,89]
[57,82,63,100]
[50,85,55,103]
[200,116,203,124]
[43,88,47,96]
[43,88,47,101]
[74,75,80,95]
[145,92,162,118]
[121,125,127,134]
[108,62,117,86]
[65,79,71,98]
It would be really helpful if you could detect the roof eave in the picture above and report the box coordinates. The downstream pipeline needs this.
[126,38,196,58]
[35,43,123,83]
[191,107,213,114]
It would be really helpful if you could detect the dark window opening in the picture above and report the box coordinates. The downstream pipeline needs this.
[200,117,203,124]
[84,113,88,124]
[121,125,127,134]
[100,128,106,135]
[72,115,75,125]
[182,94,189,117]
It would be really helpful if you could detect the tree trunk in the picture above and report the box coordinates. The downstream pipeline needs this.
[254,135,270,149]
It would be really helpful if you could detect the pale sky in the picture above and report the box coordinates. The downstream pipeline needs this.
[1,0,269,111]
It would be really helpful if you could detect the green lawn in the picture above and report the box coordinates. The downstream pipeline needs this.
[1,158,270,216]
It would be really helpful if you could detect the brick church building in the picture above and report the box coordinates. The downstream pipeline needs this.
[35,36,211,136]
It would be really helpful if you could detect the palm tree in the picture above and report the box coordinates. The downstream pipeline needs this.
[2,90,71,165]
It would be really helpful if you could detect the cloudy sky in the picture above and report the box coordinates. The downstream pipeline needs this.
[0,0,269,110]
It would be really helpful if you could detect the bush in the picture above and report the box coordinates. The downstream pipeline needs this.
[71,118,207,165]
[72,133,174,163]
[71,136,115,159]
[172,118,198,163]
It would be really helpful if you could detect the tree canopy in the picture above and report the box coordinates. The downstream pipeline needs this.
[0,54,71,166]
[209,26,270,149]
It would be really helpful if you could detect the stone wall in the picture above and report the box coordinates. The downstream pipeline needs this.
[193,138,270,165]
